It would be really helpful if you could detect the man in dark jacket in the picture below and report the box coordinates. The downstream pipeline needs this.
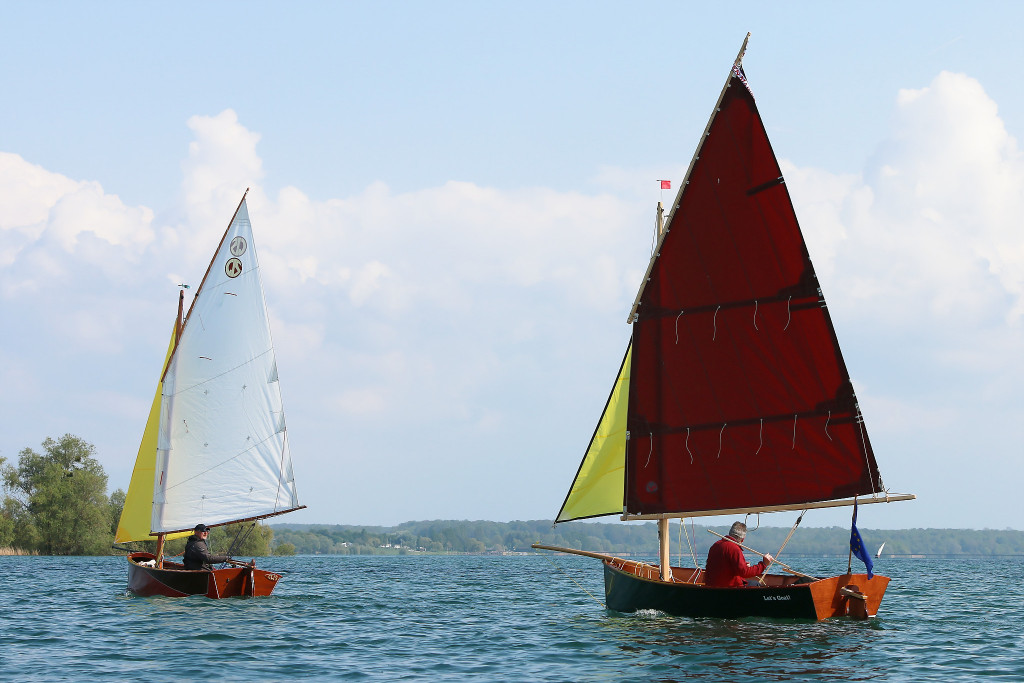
[183,523,231,570]
[704,521,773,587]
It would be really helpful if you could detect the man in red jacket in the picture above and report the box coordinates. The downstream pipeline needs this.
[704,522,773,587]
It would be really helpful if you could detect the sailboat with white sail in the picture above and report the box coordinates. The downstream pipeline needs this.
[533,35,914,620]
[116,191,304,598]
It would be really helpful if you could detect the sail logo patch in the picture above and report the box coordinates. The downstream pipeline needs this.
[229,236,247,256]
[225,258,243,278]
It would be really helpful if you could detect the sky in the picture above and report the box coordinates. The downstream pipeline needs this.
[1,3,1021,531]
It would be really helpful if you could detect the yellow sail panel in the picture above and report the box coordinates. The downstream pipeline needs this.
[115,325,190,543]
[556,342,631,522]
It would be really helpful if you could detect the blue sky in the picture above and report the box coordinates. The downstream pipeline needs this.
[1,3,1021,530]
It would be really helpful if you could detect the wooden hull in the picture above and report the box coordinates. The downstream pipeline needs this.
[126,552,283,598]
[603,558,888,620]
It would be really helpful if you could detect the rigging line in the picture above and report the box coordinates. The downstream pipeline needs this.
[643,432,653,468]
[226,521,254,557]
[685,427,693,464]
[792,414,798,449]
[761,510,807,581]
[712,305,721,340]
[674,310,685,344]
[682,518,699,571]
[755,418,764,455]
[542,552,605,608]
[784,296,792,330]
[677,518,682,568]
[825,410,833,441]
[716,423,726,459]
[853,402,880,493]
[274,427,292,510]
[753,300,759,331]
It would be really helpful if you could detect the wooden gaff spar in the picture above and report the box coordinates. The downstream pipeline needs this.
[533,34,914,620]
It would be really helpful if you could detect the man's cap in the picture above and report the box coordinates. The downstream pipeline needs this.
[194,523,209,533]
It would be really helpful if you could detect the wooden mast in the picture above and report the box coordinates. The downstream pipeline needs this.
[654,203,671,581]
[155,287,186,569]
[658,518,672,581]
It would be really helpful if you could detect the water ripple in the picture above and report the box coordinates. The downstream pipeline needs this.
[0,555,1021,680]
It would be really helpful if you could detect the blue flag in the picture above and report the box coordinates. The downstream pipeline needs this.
[850,502,874,579]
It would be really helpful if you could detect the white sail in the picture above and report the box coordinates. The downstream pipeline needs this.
[152,199,299,533]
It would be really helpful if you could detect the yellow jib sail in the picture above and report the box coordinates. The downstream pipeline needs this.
[114,324,191,543]
[556,342,631,522]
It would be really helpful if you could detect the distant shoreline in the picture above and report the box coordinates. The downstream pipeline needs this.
[269,521,1024,558]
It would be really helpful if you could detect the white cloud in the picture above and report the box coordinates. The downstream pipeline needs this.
[3,76,1022,527]
[0,153,154,277]
[780,72,1024,525]
[183,109,263,206]
[851,72,1021,324]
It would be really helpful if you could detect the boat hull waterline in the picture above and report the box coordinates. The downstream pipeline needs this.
[603,558,887,620]
[126,552,282,598]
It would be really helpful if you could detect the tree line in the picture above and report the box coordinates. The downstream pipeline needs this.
[270,520,1024,557]
[1,434,274,557]
[5,435,1023,558]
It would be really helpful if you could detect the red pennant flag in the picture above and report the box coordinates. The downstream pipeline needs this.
[660,180,671,190]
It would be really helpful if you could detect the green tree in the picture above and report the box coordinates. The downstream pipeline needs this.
[2,435,111,555]
[209,521,273,557]
[108,488,126,537]
[0,455,15,548]
[274,542,296,556]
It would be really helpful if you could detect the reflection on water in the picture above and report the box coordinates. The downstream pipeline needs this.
[591,608,882,682]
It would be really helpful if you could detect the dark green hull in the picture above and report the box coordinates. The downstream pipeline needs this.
[602,560,887,620]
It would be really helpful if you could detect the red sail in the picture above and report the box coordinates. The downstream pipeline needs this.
[625,67,882,517]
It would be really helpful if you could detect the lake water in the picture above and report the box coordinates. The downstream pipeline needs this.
[0,554,1020,681]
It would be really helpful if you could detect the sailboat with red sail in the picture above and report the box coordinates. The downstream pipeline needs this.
[115,191,304,598]
[533,35,914,620]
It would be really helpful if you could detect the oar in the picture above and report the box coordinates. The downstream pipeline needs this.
[707,530,819,581]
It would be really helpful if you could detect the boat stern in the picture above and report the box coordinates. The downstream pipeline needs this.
[806,573,890,619]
